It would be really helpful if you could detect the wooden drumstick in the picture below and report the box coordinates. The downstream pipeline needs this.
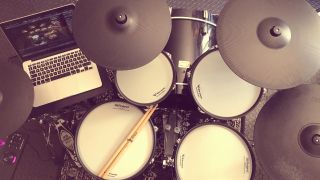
[98,104,158,178]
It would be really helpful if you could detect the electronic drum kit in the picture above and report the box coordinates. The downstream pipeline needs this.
[2,0,320,179]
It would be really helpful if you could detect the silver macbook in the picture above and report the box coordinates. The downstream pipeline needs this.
[0,4,102,107]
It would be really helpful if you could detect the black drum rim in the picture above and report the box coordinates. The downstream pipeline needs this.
[114,52,177,107]
[174,122,256,180]
[74,100,157,180]
[189,48,263,120]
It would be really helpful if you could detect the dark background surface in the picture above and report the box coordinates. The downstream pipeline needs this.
[1,0,320,62]
[0,0,319,180]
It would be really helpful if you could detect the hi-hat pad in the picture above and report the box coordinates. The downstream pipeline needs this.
[0,62,34,137]
[217,0,320,89]
[72,0,172,70]
[254,84,320,180]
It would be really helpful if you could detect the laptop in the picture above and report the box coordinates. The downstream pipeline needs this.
[0,4,102,107]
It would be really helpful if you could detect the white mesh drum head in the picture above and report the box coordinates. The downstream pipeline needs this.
[176,124,253,180]
[76,101,154,179]
[190,50,261,118]
[116,53,174,105]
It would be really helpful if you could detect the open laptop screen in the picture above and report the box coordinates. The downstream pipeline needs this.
[1,5,76,61]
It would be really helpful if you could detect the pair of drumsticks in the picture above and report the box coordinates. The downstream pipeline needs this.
[98,104,158,178]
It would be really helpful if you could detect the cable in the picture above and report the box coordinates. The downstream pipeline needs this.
[171,16,217,26]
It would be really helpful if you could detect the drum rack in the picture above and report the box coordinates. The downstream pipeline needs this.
[22,81,274,180]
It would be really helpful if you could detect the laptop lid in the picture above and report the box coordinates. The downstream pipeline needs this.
[0,4,77,62]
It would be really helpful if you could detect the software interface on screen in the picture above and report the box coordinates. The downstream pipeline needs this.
[1,6,76,60]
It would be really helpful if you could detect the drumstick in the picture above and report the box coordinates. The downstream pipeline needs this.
[98,104,158,178]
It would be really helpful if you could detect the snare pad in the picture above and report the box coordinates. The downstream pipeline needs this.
[175,124,253,180]
[76,101,155,179]
[116,53,174,105]
[190,50,261,118]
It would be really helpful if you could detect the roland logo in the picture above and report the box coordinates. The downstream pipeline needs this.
[244,156,250,174]
[108,172,118,177]
[153,87,166,97]
[196,84,202,99]
[115,103,130,109]
[180,154,185,168]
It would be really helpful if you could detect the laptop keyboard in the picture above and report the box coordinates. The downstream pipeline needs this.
[28,50,93,86]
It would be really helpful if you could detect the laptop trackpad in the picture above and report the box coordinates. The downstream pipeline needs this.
[32,70,102,107]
